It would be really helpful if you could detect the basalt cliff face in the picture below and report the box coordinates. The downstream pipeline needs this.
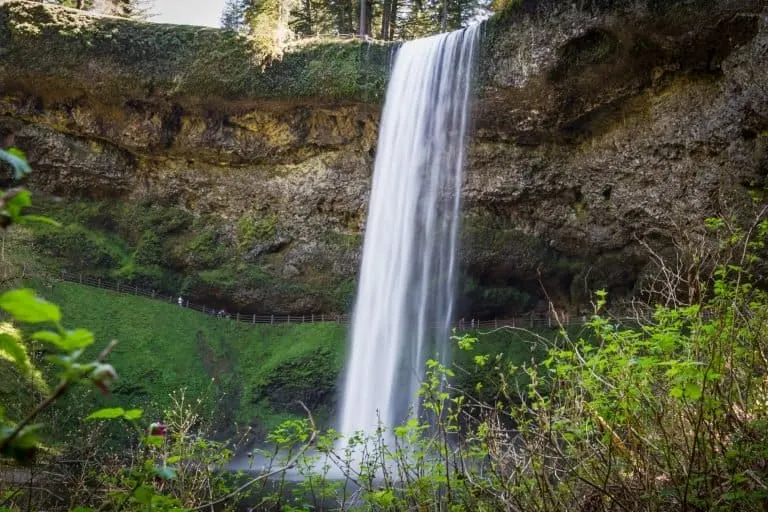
[0,0,766,316]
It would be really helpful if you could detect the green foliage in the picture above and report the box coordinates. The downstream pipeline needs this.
[86,406,142,420]
[0,151,122,465]
[133,230,164,266]
[283,0,490,41]
[39,280,347,436]
[0,148,31,180]
[46,0,142,17]
[54,391,240,511]
[24,196,358,312]
[186,228,227,268]
[236,212,277,250]
[230,215,768,512]
[0,284,118,464]
[1,1,391,102]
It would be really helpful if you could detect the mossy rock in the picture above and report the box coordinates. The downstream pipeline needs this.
[0,1,393,105]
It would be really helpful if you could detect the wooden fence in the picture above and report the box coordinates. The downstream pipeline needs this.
[55,271,597,329]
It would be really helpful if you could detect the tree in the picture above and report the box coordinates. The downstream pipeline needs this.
[239,0,491,42]
[245,0,295,61]
[221,0,249,30]
[44,0,154,18]
[358,0,367,35]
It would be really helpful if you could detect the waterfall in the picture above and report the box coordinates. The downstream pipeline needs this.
[338,25,479,437]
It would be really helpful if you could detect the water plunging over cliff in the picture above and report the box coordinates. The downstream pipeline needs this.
[338,26,479,436]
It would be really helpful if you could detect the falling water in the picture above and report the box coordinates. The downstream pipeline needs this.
[338,25,480,436]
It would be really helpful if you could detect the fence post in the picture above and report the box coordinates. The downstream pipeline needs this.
[203,305,206,314]
[134,285,138,295]
[97,277,101,288]
[236,312,240,322]
[311,314,314,323]
[253,314,256,324]
[79,273,83,284]
[271,315,274,324]
[302,316,305,323]
[288,315,291,324]
[321,313,324,322]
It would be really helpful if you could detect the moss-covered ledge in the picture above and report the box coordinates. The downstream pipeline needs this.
[0,0,392,106]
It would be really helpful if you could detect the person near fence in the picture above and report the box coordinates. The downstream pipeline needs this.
[177,295,183,307]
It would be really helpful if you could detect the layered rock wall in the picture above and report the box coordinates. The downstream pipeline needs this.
[0,0,766,315]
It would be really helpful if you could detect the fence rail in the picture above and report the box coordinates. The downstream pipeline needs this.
[55,271,602,329]
[56,271,351,324]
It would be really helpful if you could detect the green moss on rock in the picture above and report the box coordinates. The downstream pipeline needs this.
[237,212,278,250]
[0,1,392,104]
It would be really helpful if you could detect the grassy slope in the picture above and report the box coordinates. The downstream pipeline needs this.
[7,270,566,445]
[38,281,348,436]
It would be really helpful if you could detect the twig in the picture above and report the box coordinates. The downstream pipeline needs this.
[0,488,22,508]
[0,340,118,454]
[17,486,65,502]
[192,401,317,511]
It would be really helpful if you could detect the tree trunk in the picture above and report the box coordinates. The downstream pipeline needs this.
[388,0,398,40]
[358,0,366,36]
[380,0,391,40]
[441,0,448,32]
[305,0,313,34]
[366,0,373,37]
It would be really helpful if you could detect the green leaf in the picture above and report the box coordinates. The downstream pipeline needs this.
[4,189,31,215]
[0,149,31,180]
[123,409,143,420]
[11,424,42,449]
[31,330,63,346]
[133,485,154,505]
[166,455,181,464]
[0,332,29,370]
[0,289,61,324]
[153,465,177,480]
[684,383,702,401]
[85,407,125,420]
[16,214,61,227]
[61,329,94,350]
[6,148,25,159]
[145,435,165,447]
[0,424,42,463]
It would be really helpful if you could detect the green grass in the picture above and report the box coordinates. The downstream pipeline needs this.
[14,278,568,445]
[36,281,348,438]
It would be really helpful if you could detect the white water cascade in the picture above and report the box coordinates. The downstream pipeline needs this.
[338,25,480,436]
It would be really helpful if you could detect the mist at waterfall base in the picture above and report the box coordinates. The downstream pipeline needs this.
[338,25,480,439]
